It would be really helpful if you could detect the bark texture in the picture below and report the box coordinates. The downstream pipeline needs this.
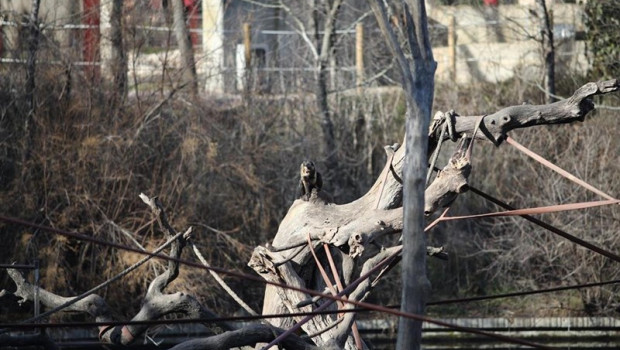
[171,0,198,95]
[100,0,127,106]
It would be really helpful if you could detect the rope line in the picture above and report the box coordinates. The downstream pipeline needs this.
[262,246,550,349]
[506,136,618,201]
[0,214,600,348]
[0,204,611,350]
[6,229,188,327]
[467,186,620,264]
[262,248,403,349]
[427,278,620,306]
[437,199,618,220]
[2,277,619,330]
[0,214,388,305]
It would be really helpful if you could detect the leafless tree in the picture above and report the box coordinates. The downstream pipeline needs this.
[25,0,41,121]
[170,0,198,95]
[249,0,349,171]
[365,0,437,347]
[535,0,556,103]
[100,0,127,107]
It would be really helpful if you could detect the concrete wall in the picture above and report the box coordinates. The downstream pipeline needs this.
[0,0,80,54]
[427,2,588,84]
[427,3,584,45]
[433,40,587,84]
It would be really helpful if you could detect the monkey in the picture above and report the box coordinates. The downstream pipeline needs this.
[298,160,323,200]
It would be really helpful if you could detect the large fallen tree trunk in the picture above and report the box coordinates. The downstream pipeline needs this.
[249,78,619,349]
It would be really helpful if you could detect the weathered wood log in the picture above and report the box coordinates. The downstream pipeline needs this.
[2,195,231,346]
[250,79,619,348]
[430,79,619,147]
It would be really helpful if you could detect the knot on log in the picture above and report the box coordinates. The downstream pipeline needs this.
[429,110,459,141]
[424,140,473,216]
[348,233,364,258]
[248,246,278,275]
[487,113,512,128]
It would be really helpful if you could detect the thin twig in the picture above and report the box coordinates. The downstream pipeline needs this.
[190,241,259,316]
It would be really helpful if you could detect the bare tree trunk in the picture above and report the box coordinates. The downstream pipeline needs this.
[536,0,556,103]
[22,0,41,176]
[100,0,127,107]
[25,0,41,119]
[367,0,436,348]
[315,0,342,174]
[316,63,337,169]
[171,0,198,96]
[397,1,435,348]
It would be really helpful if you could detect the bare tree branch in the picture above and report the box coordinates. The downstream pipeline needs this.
[429,79,620,148]
[169,323,325,350]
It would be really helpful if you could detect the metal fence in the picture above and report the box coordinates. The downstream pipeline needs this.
[0,3,587,94]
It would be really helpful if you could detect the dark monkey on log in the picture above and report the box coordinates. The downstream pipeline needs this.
[298,160,323,200]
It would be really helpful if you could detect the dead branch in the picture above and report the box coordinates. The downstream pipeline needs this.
[2,194,232,346]
[423,79,619,217]
[430,79,620,147]
[330,246,402,348]
[190,240,259,316]
[168,323,326,350]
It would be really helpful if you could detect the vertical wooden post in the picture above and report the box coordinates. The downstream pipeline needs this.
[448,15,456,82]
[243,22,252,69]
[83,0,100,81]
[356,22,364,93]
[100,0,126,104]
[242,22,251,95]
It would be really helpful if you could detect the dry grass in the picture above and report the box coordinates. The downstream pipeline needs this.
[0,64,405,319]
[1,57,618,321]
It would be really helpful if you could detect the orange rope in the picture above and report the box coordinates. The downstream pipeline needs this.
[437,199,618,221]
[506,136,618,201]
